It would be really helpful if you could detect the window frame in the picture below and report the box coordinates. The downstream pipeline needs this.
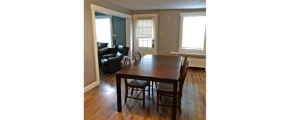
[179,12,206,53]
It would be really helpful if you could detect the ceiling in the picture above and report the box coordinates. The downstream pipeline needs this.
[103,0,206,10]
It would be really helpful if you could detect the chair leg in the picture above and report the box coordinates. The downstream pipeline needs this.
[151,81,154,94]
[143,88,145,107]
[148,84,150,98]
[125,87,128,103]
[179,97,182,114]
[131,87,134,95]
[157,92,159,112]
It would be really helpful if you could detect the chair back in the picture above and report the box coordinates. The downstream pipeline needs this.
[121,56,131,68]
[178,61,189,95]
[180,56,188,72]
[134,51,142,62]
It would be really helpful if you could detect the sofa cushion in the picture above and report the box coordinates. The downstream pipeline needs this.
[98,47,109,55]
[102,54,116,59]
[97,42,108,49]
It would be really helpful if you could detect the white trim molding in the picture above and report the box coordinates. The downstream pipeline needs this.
[84,81,98,93]
[180,12,206,17]
[89,4,133,90]
[91,4,131,18]
[132,14,159,17]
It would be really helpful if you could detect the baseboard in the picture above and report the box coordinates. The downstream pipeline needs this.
[84,81,98,93]
[189,67,206,70]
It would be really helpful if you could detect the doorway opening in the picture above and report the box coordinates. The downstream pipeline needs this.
[133,14,158,56]
[90,4,133,86]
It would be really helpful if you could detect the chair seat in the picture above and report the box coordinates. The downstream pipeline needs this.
[127,79,149,87]
[157,83,179,93]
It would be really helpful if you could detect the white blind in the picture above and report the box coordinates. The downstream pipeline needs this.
[136,19,153,38]
[136,18,154,48]
[95,17,112,47]
[181,16,205,50]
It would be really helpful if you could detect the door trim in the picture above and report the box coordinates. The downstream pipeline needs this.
[90,4,133,88]
[133,14,158,55]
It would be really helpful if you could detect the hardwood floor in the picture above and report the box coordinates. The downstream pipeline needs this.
[84,68,206,120]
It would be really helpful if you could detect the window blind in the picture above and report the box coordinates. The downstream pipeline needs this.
[136,18,153,38]
[136,18,153,48]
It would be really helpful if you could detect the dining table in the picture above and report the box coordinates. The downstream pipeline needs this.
[116,54,182,120]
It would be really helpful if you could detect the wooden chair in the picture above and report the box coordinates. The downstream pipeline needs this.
[156,61,189,113]
[121,56,131,68]
[134,51,157,92]
[180,56,187,72]
[121,56,151,106]
[134,51,142,62]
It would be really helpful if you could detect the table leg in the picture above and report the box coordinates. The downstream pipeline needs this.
[172,81,177,120]
[116,76,122,112]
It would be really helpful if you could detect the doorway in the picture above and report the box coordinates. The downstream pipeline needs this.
[133,14,158,56]
[90,4,133,86]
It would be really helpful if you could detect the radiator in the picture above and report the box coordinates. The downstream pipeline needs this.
[187,55,206,68]
[169,51,206,68]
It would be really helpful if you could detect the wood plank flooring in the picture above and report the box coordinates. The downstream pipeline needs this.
[84,68,206,120]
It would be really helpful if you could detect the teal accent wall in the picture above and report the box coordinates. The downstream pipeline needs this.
[95,12,107,17]
[95,12,126,47]
[112,16,126,46]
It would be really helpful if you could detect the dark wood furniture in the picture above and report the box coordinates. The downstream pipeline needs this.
[121,56,131,68]
[134,51,156,92]
[133,51,142,61]
[121,56,151,106]
[157,61,189,113]
[116,55,182,120]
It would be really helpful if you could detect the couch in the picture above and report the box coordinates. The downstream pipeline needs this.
[100,45,129,73]
[97,42,109,60]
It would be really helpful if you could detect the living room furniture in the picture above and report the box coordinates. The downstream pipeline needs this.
[121,56,151,107]
[100,45,129,73]
[97,42,110,63]
[116,55,182,120]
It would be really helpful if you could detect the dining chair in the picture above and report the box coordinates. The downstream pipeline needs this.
[134,51,142,62]
[121,56,151,107]
[180,56,187,72]
[121,56,131,68]
[134,51,157,93]
[156,61,189,113]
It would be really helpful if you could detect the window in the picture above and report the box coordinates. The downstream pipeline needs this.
[179,12,206,52]
[95,16,112,47]
[136,18,153,48]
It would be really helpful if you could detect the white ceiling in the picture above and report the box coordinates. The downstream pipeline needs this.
[103,0,206,10]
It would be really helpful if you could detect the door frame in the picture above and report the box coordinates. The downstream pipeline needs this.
[90,4,133,87]
[133,14,158,56]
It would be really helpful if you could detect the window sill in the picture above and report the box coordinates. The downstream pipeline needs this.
[170,51,206,59]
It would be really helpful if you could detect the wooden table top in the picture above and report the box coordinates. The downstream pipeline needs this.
[116,55,182,81]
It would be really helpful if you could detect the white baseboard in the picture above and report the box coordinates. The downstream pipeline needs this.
[84,81,98,93]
